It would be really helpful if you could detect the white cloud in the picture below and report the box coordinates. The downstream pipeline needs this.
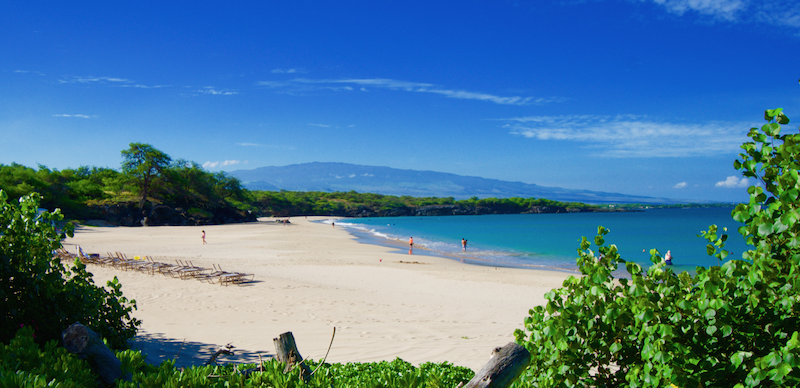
[58,75,170,89]
[308,123,331,128]
[59,76,134,84]
[237,142,262,146]
[119,84,171,89]
[647,0,746,21]
[272,68,300,74]
[203,160,241,169]
[716,176,750,188]
[14,70,45,76]
[503,114,748,157]
[644,0,800,30]
[674,182,688,188]
[256,78,562,106]
[52,114,95,119]
[197,87,239,95]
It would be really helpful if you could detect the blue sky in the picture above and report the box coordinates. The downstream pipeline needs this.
[2,0,799,203]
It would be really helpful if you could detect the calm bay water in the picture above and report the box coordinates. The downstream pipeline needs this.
[328,207,750,274]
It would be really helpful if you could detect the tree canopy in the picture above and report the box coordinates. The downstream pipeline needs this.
[120,142,172,210]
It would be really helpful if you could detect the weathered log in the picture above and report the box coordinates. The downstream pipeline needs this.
[62,322,131,386]
[205,343,235,365]
[464,342,531,388]
[273,331,312,381]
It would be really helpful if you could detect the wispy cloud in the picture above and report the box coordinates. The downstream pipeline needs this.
[256,78,562,106]
[643,0,800,30]
[235,142,296,150]
[503,114,747,157]
[715,176,750,188]
[14,70,45,76]
[197,87,239,95]
[52,114,96,119]
[118,84,171,89]
[674,182,688,189]
[646,0,746,21]
[308,123,332,128]
[271,68,302,74]
[203,160,241,169]
[58,75,170,89]
[59,76,134,84]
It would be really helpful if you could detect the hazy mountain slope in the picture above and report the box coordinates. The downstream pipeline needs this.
[230,162,677,204]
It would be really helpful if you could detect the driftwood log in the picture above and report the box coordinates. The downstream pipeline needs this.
[205,343,235,365]
[273,331,312,381]
[463,342,531,388]
[62,322,131,386]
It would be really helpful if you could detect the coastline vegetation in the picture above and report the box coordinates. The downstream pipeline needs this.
[2,107,797,386]
[2,143,734,227]
[0,143,617,226]
[515,108,800,386]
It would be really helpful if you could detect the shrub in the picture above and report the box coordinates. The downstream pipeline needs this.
[2,328,473,387]
[514,108,800,387]
[0,191,140,349]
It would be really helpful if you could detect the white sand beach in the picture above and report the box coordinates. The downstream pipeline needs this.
[64,217,572,371]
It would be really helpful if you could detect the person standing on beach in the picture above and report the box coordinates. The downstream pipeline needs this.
[462,238,467,251]
[409,237,413,247]
[202,230,207,245]
[665,250,673,265]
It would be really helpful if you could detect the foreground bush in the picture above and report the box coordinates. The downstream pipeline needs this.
[0,328,474,387]
[515,108,800,387]
[0,191,140,349]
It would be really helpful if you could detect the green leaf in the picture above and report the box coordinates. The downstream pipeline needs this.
[732,351,753,368]
[758,221,774,236]
[722,325,733,337]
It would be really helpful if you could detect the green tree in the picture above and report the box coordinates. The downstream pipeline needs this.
[121,142,172,212]
[0,191,140,348]
[514,108,800,387]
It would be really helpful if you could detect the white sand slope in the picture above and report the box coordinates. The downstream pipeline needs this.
[65,217,571,370]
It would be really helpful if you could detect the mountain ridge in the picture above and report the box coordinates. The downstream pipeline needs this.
[230,162,679,204]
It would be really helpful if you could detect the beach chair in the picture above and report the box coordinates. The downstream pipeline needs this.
[219,271,255,286]
[169,260,208,280]
[199,264,229,284]
[55,248,76,263]
[140,256,170,275]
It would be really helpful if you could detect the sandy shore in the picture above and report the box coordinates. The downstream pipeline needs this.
[64,217,572,371]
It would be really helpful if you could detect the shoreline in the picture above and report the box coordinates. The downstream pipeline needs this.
[65,217,572,370]
[325,217,581,274]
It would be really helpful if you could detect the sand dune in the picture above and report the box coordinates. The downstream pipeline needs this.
[65,217,571,370]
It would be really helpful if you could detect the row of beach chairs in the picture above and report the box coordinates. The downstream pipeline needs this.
[56,249,254,286]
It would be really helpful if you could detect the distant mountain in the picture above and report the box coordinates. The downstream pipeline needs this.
[230,162,678,204]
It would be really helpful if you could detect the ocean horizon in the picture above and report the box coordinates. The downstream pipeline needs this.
[326,207,750,275]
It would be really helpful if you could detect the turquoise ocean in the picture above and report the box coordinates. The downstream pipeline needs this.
[326,207,750,275]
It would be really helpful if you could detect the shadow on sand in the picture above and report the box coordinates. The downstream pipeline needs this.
[130,332,274,369]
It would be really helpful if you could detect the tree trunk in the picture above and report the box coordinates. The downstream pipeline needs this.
[273,331,312,381]
[62,322,130,386]
[464,342,531,388]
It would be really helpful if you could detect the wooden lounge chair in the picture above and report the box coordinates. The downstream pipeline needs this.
[199,264,229,284]
[219,271,255,286]
[169,260,208,280]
